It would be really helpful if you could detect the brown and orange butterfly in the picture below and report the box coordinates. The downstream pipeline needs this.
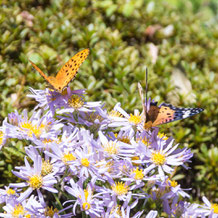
[29,48,89,92]
[138,70,204,129]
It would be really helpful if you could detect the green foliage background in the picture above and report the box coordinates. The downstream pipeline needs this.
[0,0,217,203]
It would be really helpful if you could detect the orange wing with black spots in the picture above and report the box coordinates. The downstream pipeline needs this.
[144,102,204,128]
[29,60,57,86]
[29,48,89,92]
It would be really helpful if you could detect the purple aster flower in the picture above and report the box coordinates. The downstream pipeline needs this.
[97,176,133,203]
[108,128,135,145]
[25,145,60,177]
[70,146,104,179]
[103,199,144,218]
[0,186,19,204]
[0,118,9,150]
[122,165,159,190]
[10,155,57,203]
[6,109,63,142]
[0,195,43,218]
[28,87,73,113]
[56,94,101,114]
[44,146,76,174]
[64,179,104,217]
[70,106,111,131]
[98,131,136,160]
[142,136,193,179]
[196,196,218,218]
[108,103,144,131]
[161,178,190,200]
[168,200,201,218]
[25,195,73,218]
[27,87,51,110]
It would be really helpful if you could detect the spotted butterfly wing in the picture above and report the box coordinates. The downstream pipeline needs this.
[29,60,56,86]
[55,49,89,92]
[29,48,89,92]
[145,102,204,128]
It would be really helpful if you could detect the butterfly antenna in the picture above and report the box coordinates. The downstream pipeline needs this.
[138,82,145,120]
[145,68,148,115]
[145,68,150,145]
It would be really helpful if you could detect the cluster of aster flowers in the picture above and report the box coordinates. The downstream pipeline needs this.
[0,86,217,218]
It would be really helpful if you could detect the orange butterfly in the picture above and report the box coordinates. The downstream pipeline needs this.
[138,70,204,129]
[29,48,89,92]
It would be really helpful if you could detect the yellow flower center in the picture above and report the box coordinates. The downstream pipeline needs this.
[0,131,3,145]
[42,138,53,144]
[62,152,76,164]
[68,94,84,109]
[211,203,218,214]
[81,158,90,167]
[118,136,130,144]
[151,152,166,165]
[131,156,140,166]
[41,160,53,176]
[167,179,178,187]
[103,141,118,155]
[44,206,59,217]
[20,122,45,138]
[158,133,168,140]
[111,181,129,195]
[12,204,25,217]
[108,110,123,118]
[28,175,43,189]
[131,167,144,180]
[6,188,15,195]
[82,202,91,210]
[128,114,142,125]
[139,137,151,147]
[110,205,122,216]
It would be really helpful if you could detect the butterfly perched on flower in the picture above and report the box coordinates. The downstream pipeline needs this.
[29,48,89,93]
[138,71,204,129]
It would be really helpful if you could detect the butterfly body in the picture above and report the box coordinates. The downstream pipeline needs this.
[29,48,89,92]
[144,102,204,128]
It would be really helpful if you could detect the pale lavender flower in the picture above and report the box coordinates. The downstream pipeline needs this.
[57,94,101,114]
[168,201,201,218]
[28,87,77,113]
[104,201,144,218]
[27,87,51,110]
[122,165,159,190]
[64,179,104,218]
[10,155,57,203]
[71,146,103,179]
[6,109,63,142]
[197,196,218,218]
[0,118,9,150]
[165,180,190,198]
[143,136,193,179]
[0,195,42,218]
[0,186,19,204]
[97,176,132,203]
[108,103,144,131]
[44,143,77,175]
[98,131,136,160]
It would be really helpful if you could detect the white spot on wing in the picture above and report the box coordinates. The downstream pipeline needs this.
[182,110,191,118]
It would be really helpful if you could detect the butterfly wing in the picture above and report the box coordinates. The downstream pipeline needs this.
[29,60,57,88]
[151,103,204,127]
[54,48,89,92]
